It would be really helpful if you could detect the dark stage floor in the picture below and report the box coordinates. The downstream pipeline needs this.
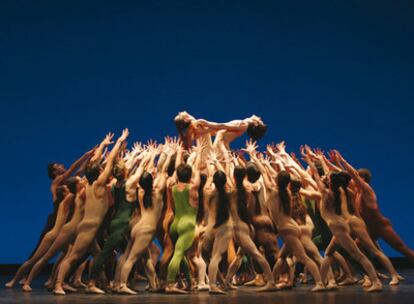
[1,270,414,304]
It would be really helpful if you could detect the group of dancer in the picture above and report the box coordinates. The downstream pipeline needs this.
[6,112,414,295]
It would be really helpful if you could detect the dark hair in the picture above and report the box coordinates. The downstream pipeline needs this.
[358,168,372,184]
[167,155,177,177]
[247,123,267,141]
[85,161,102,185]
[66,177,78,194]
[246,162,261,183]
[213,171,230,228]
[176,164,192,183]
[139,171,153,209]
[47,163,58,179]
[196,174,207,224]
[234,166,250,224]
[339,171,355,214]
[314,160,325,177]
[329,171,342,215]
[290,178,302,194]
[277,171,291,216]
[174,118,191,133]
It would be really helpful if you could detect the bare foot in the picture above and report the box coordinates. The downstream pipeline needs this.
[326,281,338,290]
[362,277,372,288]
[19,278,27,285]
[311,283,326,292]
[53,285,66,295]
[22,284,32,292]
[73,280,87,289]
[365,281,382,293]
[389,276,399,286]
[118,284,138,295]
[165,285,188,294]
[256,282,278,292]
[338,277,357,286]
[5,280,15,288]
[87,285,106,294]
[197,283,210,291]
[62,283,78,292]
[224,283,238,291]
[209,285,227,294]
[397,274,405,281]
[377,272,389,280]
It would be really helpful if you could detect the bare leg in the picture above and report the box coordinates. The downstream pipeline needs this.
[208,225,232,294]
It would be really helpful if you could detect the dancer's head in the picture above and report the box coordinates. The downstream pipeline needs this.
[174,112,192,134]
[247,123,267,141]
[234,166,246,186]
[246,162,261,183]
[314,159,325,177]
[139,171,154,209]
[358,168,372,184]
[277,171,291,216]
[234,166,250,223]
[139,171,153,192]
[112,160,127,181]
[277,170,291,190]
[176,163,192,183]
[329,171,342,190]
[213,170,227,190]
[66,176,80,194]
[289,176,302,193]
[339,171,352,188]
[85,160,102,185]
[47,162,66,179]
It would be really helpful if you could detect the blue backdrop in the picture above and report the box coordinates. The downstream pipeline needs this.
[1,1,413,262]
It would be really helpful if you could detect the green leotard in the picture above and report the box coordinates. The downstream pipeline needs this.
[166,184,197,283]
[91,183,133,279]
[302,198,332,250]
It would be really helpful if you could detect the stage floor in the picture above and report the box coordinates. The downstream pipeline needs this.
[1,269,414,304]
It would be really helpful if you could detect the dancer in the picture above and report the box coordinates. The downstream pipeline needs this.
[333,151,414,265]
[225,163,276,291]
[22,177,87,291]
[116,143,175,294]
[54,129,129,295]
[302,152,382,292]
[245,141,325,292]
[165,142,203,294]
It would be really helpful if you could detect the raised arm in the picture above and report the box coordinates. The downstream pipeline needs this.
[334,151,373,194]
[154,144,175,190]
[126,151,151,193]
[51,146,95,200]
[302,151,326,193]
[96,129,129,186]
[90,133,114,163]
[244,140,275,190]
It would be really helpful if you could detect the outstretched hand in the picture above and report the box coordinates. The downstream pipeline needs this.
[119,128,129,141]
[243,139,258,155]
[103,132,115,146]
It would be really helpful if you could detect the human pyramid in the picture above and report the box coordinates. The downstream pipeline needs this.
[6,111,414,295]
